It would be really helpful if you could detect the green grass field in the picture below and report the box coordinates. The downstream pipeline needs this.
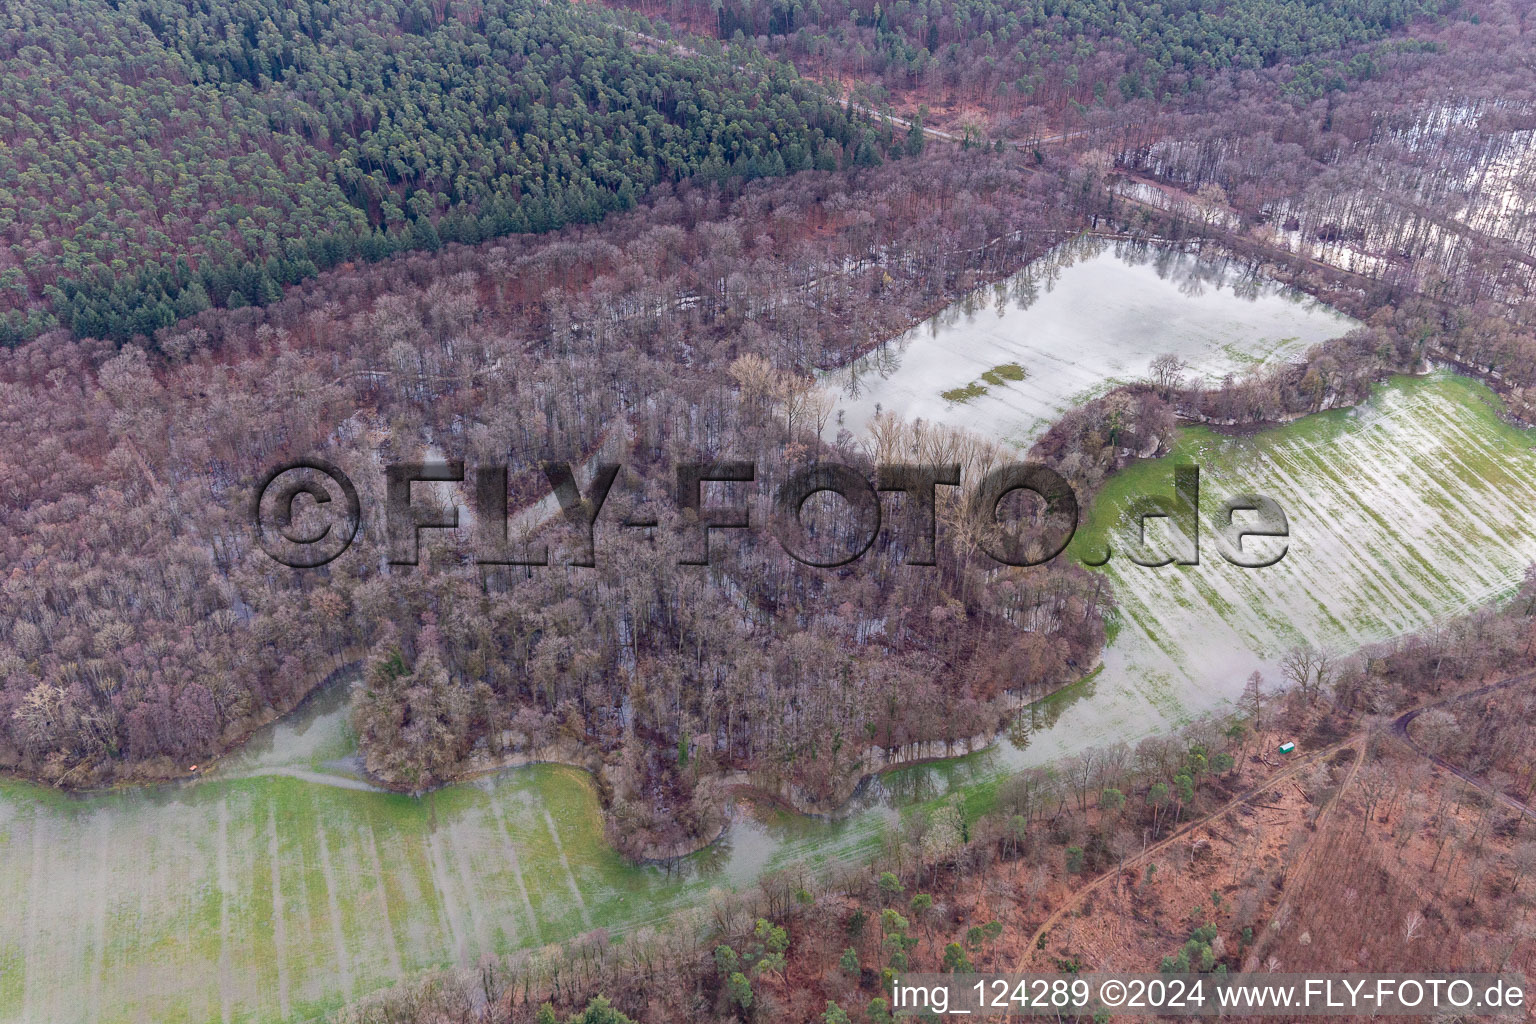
[3,372,1535,1024]
[1071,372,1536,715]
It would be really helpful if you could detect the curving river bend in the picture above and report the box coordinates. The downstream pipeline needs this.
[5,239,1536,1024]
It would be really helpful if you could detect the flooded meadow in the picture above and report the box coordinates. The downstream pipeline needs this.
[5,241,1535,1024]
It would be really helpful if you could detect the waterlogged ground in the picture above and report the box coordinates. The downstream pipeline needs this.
[1069,371,1536,724]
[5,235,1534,1024]
[822,236,1355,448]
[0,669,1135,1024]
[0,675,915,1024]
[4,374,1532,1024]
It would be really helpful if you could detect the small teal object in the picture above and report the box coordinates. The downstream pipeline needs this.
[1278,741,1295,754]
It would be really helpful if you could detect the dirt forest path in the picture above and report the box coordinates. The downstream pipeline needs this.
[1246,738,1365,970]
[617,9,1431,318]
[618,23,1090,147]
[1013,736,1356,974]
[1392,670,1536,820]
[1013,667,1536,979]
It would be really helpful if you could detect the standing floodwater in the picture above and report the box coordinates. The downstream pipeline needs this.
[11,244,1536,1024]
[824,236,1353,448]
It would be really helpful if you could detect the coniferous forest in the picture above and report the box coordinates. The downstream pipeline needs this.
[7,0,1536,1020]
[0,0,1464,346]
[0,0,903,345]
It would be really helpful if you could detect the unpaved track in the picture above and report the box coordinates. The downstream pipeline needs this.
[1393,670,1536,819]
[620,25,1088,148]
[1015,736,1356,973]
[1015,668,1536,982]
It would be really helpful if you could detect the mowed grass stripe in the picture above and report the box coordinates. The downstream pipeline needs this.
[1084,373,1536,721]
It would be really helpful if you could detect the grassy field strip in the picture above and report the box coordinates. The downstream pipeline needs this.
[0,766,718,1024]
[2,375,1531,1024]
[1081,373,1536,718]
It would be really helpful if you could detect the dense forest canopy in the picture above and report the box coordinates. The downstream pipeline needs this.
[624,0,1456,116]
[0,0,903,345]
[1103,5,1536,313]
[0,0,1466,348]
[5,0,1536,1015]
[0,153,1113,856]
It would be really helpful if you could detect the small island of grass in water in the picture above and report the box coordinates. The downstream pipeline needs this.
[942,362,1029,403]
